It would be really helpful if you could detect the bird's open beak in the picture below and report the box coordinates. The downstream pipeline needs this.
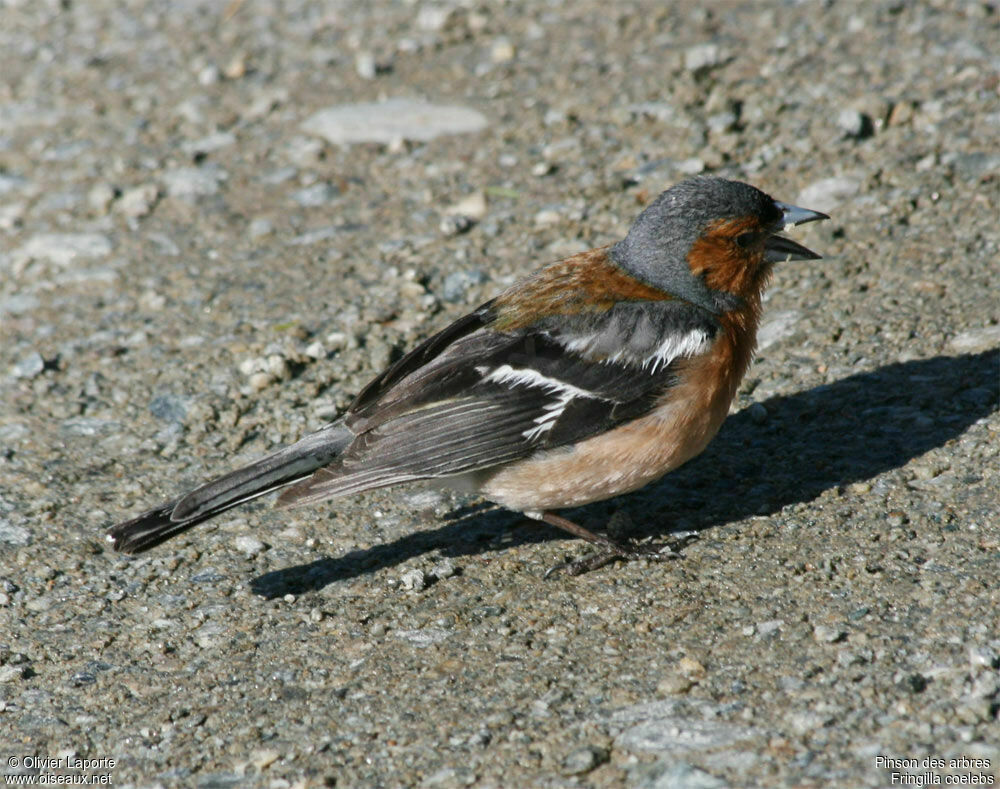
[764,201,829,262]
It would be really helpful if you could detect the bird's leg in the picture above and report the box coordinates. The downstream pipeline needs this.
[535,511,698,576]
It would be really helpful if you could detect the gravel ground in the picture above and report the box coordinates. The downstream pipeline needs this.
[2,1,999,787]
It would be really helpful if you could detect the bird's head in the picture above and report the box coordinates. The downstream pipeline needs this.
[611,177,829,313]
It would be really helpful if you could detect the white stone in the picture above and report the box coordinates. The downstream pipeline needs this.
[302,99,488,145]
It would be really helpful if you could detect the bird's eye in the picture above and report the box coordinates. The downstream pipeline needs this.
[735,232,757,248]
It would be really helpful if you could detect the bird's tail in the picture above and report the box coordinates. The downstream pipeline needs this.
[106,423,353,554]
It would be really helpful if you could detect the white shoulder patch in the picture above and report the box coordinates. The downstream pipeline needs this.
[644,328,711,372]
[484,365,596,441]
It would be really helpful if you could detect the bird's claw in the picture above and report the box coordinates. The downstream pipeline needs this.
[544,531,699,577]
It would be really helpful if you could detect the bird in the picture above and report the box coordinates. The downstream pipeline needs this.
[107,177,828,574]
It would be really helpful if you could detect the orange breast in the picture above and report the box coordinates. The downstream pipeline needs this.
[476,304,758,512]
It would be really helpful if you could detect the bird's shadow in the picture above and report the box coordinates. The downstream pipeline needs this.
[251,350,998,598]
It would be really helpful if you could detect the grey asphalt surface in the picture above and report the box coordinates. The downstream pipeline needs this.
[1,1,998,787]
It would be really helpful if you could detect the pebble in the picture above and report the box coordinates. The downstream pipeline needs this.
[416,6,455,31]
[562,745,608,775]
[250,748,280,770]
[355,52,377,80]
[430,559,457,580]
[0,173,28,195]
[756,620,783,637]
[632,761,727,789]
[836,108,872,139]
[304,341,325,360]
[233,536,265,558]
[610,700,762,754]
[796,176,862,213]
[747,403,768,424]
[490,38,516,63]
[301,99,489,145]
[684,43,724,72]
[248,218,274,239]
[118,183,160,218]
[162,165,226,199]
[0,665,27,683]
[292,182,339,207]
[181,131,236,157]
[400,568,427,591]
[87,182,117,213]
[445,191,488,221]
[149,393,188,424]
[813,624,847,643]
[16,233,113,266]
[757,310,801,350]
[948,326,1000,352]
[0,521,32,546]
[11,351,45,379]
[439,213,474,237]
[394,628,450,647]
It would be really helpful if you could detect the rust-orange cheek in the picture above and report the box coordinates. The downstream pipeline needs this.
[687,217,768,299]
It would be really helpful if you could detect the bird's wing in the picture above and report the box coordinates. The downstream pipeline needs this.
[276,298,720,506]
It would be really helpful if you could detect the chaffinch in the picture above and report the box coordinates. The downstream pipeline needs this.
[108,177,828,573]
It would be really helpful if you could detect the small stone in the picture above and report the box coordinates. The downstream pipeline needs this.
[250,748,280,770]
[887,101,915,127]
[416,6,454,31]
[707,111,737,134]
[394,628,450,647]
[0,665,27,683]
[445,191,488,221]
[149,394,188,424]
[813,624,846,643]
[197,64,221,86]
[400,568,427,591]
[756,620,783,636]
[440,269,487,303]
[836,108,873,139]
[248,218,274,239]
[355,52,377,80]
[234,536,265,557]
[430,559,457,580]
[634,761,727,789]
[181,132,236,157]
[248,372,273,392]
[118,183,160,218]
[562,745,608,775]
[0,521,32,546]
[304,341,325,360]
[239,356,266,376]
[162,165,225,199]
[948,326,1000,352]
[11,351,45,379]
[439,214,474,236]
[17,233,113,266]
[676,158,706,175]
[266,355,291,380]
[292,182,339,207]
[223,54,247,80]
[796,176,861,213]
[88,182,117,213]
[757,310,801,350]
[534,208,562,227]
[684,43,723,73]
[302,99,488,146]
[490,37,515,63]
[657,673,695,695]
[748,403,767,424]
